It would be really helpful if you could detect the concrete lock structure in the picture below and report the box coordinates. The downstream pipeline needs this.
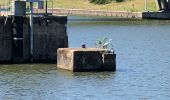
[0,0,68,63]
[142,12,170,19]
[0,16,68,63]
[156,0,170,11]
[57,48,116,72]
[142,0,170,19]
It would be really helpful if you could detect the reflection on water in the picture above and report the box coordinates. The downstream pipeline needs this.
[0,64,116,100]
[1,16,170,99]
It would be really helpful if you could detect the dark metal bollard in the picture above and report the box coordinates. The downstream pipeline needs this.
[81,44,86,48]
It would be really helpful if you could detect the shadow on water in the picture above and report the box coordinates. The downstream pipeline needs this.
[68,15,170,26]
[57,68,117,80]
[0,64,56,74]
[0,64,118,100]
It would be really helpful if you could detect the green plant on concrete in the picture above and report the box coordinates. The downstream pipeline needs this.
[95,37,114,50]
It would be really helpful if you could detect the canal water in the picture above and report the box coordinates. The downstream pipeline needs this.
[1,16,170,100]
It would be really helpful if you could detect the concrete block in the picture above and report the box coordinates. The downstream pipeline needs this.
[57,48,116,72]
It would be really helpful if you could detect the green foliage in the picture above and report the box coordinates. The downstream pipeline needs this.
[89,0,112,4]
[116,0,124,2]
[112,0,125,2]
[95,37,113,50]
[89,0,125,4]
[130,8,138,12]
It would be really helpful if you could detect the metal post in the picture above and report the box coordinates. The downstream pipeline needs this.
[52,0,53,14]
[8,0,10,9]
[30,2,33,61]
[168,0,170,10]
[145,0,147,11]
[10,0,12,15]
[156,0,162,10]
[6,0,8,15]
[0,5,1,15]
[46,0,47,14]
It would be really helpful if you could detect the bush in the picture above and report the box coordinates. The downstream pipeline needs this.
[89,0,124,4]
[89,0,112,4]
[116,0,124,2]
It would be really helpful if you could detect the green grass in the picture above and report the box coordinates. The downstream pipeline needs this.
[0,0,158,12]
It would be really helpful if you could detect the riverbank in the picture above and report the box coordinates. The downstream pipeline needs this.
[35,8,142,19]
[0,0,157,12]
[35,8,170,20]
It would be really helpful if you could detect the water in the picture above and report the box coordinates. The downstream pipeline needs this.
[1,17,170,100]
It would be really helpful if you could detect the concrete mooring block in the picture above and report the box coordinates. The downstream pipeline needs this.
[57,48,116,72]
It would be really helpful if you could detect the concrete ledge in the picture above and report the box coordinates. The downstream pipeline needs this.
[57,48,116,72]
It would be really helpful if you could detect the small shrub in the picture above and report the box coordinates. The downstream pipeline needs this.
[89,0,112,4]
[95,37,113,50]
[116,0,124,2]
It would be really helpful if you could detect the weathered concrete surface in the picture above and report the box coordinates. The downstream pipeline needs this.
[142,12,170,20]
[36,8,142,19]
[0,17,13,62]
[0,15,68,63]
[32,16,68,62]
[57,48,116,72]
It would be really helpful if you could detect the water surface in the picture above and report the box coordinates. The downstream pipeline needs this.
[0,17,170,100]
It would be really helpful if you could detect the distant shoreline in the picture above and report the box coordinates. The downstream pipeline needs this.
[36,8,143,19]
[0,0,157,12]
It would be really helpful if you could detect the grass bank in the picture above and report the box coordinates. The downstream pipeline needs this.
[0,0,157,12]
